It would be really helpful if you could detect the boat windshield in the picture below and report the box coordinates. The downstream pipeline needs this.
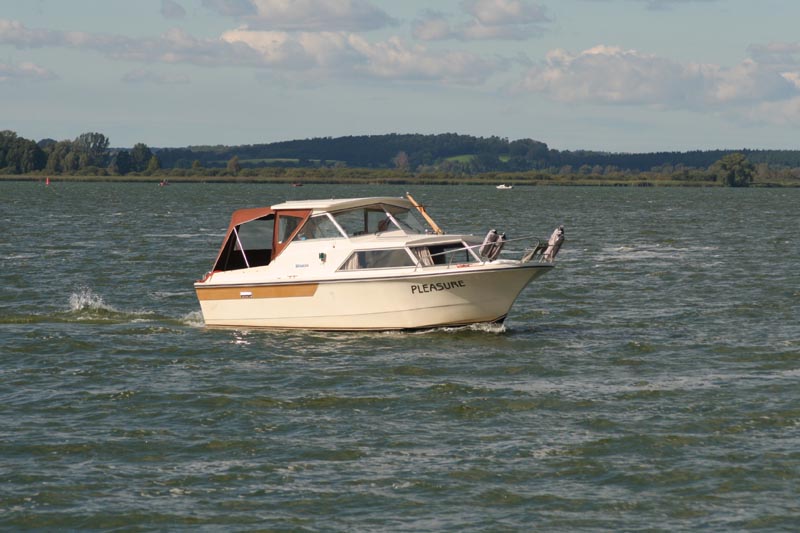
[295,214,344,240]
[331,204,427,237]
[392,207,427,234]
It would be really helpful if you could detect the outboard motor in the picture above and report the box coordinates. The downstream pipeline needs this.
[544,225,564,262]
[479,229,498,258]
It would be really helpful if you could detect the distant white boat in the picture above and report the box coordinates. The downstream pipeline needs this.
[496,184,513,190]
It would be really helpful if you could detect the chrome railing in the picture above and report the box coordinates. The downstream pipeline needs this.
[412,234,548,270]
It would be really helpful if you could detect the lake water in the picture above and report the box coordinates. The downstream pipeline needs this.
[1,182,798,530]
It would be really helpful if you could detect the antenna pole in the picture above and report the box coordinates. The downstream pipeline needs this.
[406,193,443,234]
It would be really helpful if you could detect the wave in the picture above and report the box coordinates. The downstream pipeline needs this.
[595,243,719,263]
[180,310,205,328]
[61,287,172,326]
[5,252,38,260]
[408,321,507,336]
[68,287,118,314]
[0,288,155,325]
[151,290,195,300]
[142,233,215,239]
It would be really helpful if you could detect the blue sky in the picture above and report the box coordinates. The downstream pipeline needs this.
[2,0,800,152]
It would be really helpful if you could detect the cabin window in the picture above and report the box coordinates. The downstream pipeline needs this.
[214,215,274,271]
[332,204,414,236]
[411,242,478,267]
[391,207,427,234]
[277,215,304,244]
[339,249,416,270]
[332,208,371,236]
[295,214,343,240]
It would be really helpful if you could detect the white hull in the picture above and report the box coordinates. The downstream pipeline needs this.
[197,264,551,330]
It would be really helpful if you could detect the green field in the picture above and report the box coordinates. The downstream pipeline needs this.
[443,154,475,163]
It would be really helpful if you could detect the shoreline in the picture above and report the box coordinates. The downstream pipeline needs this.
[2,173,798,187]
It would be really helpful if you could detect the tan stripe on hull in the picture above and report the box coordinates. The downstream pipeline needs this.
[196,283,318,301]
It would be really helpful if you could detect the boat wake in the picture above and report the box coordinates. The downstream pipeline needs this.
[63,287,171,326]
[180,310,205,328]
[410,322,507,335]
[64,287,208,328]
[467,322,507,334]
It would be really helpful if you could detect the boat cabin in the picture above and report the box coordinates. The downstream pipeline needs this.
[211,197,479,273]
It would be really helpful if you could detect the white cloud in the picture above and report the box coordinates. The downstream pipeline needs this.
[411,12,453,41]
[348,35,501,83]
[743,97,800,126]
[414,0,549,41]
[204,0,395,32]
[220,28,360,69]
[222,28,503,83]
[151,27,263,66]
[0,19,261,66]
[462,0,548,26]
[0,61,57,82]
[0,18,501,84]
[748,42,800,70]
[0,18,61,47]
[515,45,799,109]
[709,59,795,104]
[0,18,144,54]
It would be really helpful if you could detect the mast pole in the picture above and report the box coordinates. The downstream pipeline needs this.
[406,192,443,235]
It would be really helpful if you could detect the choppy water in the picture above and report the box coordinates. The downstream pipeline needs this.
[1,182,798,530]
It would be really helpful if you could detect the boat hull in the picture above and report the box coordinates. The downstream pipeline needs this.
[195,264,551,330]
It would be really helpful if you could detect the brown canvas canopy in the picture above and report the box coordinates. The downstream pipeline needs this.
[211,206,312,271]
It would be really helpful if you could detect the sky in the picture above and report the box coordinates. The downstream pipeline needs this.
[2,0,800,152]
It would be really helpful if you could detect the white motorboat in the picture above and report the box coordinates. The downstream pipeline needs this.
[496,184,513,190]
[195,194,563,330]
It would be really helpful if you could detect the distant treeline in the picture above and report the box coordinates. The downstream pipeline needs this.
[2,129,800,182]
[152,133,800,174]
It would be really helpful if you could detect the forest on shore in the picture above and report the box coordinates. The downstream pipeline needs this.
[2,129,799,187]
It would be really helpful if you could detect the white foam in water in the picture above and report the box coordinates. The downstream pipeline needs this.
[68,287,117,313]
[410,322,507,335]
[466,322,507,334]
[181,310,205,328]
[68,287,189,324]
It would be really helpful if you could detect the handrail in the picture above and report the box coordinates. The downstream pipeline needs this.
[232,226,250,268]
[411,234,545,269]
